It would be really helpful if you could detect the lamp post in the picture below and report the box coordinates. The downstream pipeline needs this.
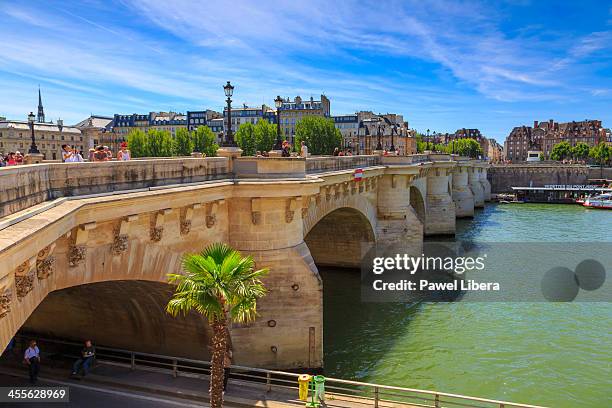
[222,81,236,147]
[433,132,438,152]
[273,95,283,150]
[389,125,396,153]
[376,125,383,151]
[27,112,40,154]
[426,128,430,151]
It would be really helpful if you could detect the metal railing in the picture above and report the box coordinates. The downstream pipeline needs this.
[17,335,548,408]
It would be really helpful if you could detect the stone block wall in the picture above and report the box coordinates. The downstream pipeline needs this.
[488,164,589,193]
[0,158,230,218]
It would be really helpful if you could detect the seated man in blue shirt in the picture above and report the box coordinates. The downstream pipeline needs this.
[72,340,95,377]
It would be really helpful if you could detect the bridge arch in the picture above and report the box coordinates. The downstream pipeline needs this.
[304,206,376,269]
[409,186,426,224]
[21,280,214,360]
[302,192,377,237]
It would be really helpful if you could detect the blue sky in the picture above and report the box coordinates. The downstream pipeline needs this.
[1,0,611,142]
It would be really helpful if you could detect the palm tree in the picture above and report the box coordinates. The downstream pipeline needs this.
[166,243,268,408]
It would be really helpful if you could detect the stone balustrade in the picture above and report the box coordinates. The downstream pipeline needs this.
[0,157,229,218]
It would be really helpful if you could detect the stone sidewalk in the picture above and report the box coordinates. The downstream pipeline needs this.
[0,359,422,408]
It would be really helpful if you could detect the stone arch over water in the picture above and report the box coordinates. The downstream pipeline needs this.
[410,186,426,224]
[304,207,376,269]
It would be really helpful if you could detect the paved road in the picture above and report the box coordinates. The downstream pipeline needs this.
[0,373,207,408]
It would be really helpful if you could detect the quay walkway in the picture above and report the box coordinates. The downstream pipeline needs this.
[0,336,546,408]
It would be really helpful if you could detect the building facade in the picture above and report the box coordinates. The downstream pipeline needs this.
[332,114,359,148]
[487,138,504,163]
[278,95,330,143]
[112,112,187,139]
[504,119,608,161]
[0,118,82,160]
[356,113,416,155]
[74,115,114,150]
[223,104,271,133]
[186,110,222,132]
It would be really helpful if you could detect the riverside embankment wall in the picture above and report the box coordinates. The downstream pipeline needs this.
[488,164,590,193]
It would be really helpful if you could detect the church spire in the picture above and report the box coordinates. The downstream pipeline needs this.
[37,86,45,123]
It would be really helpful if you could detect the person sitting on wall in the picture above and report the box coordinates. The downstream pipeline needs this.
[72,339,95,377]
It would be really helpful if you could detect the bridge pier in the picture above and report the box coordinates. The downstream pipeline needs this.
[477,165,492,201]
[452,163,475,218]
[425,163,456,235]
[468,165,485,208]
[376,172,424,255]
[227,185,323,370]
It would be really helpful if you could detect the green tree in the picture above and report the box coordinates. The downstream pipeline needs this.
[166,243,268,408]
[550,141,572,161]
[192,126,219,157]
[589,142,610,165]
[174,128,193,156]
[452,138,483,158]
[571,142,590,160]
[235,122,257,156]
[126,129,148,158]
[254,120,276,153]
[295,116,342,155]
[147,129,175,157]
[414,132,427,153]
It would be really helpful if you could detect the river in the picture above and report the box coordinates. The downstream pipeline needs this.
[321,203,612,408]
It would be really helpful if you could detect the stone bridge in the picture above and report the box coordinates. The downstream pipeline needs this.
[0,153,490,370]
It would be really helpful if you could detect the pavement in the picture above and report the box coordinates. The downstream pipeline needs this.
[0,372,214,408]
[0,356,422,408]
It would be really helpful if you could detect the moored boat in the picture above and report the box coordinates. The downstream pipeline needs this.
[583,193,612,209]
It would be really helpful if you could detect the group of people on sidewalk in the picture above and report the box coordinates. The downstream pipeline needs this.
[20,339,95,384]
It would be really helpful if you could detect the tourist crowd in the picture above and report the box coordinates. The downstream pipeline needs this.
[0,143,131,167]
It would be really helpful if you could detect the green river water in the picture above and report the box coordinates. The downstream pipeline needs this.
[321,204,612,408]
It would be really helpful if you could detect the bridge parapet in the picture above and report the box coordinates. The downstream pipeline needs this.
[235,157,305,179]
[0,157,229,219]
[305,155,381,173]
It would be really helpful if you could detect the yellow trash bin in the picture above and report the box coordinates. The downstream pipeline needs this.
[298,374,312,401]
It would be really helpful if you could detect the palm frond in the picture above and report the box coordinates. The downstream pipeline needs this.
[167,243,268,325]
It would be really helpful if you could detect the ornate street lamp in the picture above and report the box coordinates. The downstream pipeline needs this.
[433,131,437,152]
[27,112,40,154]
[389,125,396,153]
[273,95,283,150]
[376,125,383,151]
[426,128,430,151]
[222,81,236,147]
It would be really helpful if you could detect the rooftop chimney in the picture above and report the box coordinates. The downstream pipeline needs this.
[534,120,538,128]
